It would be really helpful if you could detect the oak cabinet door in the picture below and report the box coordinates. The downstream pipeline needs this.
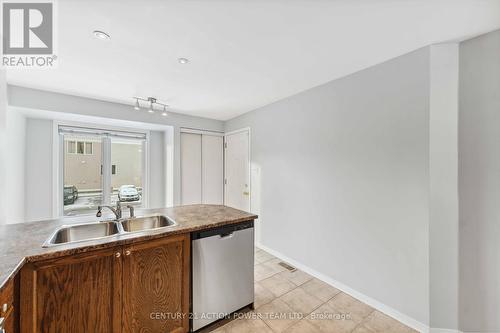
[0,276,18,333]
[123,234,190,333]
[20,248,122,333]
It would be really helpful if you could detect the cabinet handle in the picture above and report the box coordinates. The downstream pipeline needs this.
[1,303,6,313]
[125,250,131,256]
[115,252,121,258]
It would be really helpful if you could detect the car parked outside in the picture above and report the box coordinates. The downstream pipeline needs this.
[63,185,79,205]
[118,185,140,202]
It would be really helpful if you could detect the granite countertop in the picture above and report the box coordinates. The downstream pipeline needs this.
[0,204,257,291]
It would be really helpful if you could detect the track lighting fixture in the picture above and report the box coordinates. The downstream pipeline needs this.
[148,98,155,113]
[132,96,169,116]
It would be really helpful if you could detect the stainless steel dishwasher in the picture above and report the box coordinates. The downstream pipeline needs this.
[191,221,254,331]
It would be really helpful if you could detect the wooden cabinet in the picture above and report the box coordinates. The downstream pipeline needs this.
[20,247,122,333]
[3,313,15,333]
[20,233,190,333]
[123,234,190,333]
[0,276,18,333]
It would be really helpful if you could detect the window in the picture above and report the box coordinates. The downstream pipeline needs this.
[60,126,147,216]
[111,138,143,206]
[77,141,85,154]
[67,140,93,155]
[85,142,93,155]
[67,141,76,154]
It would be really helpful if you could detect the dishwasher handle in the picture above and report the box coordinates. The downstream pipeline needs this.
[192,220,254,240]
[219,232,234,239]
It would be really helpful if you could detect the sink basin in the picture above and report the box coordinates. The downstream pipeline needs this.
[43,215,176,247]
[120,215,175,232]
[43,221,120,247]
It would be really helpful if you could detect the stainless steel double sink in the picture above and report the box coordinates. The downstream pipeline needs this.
[43,215,175,247]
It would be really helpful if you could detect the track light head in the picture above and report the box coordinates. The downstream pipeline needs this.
[148,97,155,113]
[133,96,168,115]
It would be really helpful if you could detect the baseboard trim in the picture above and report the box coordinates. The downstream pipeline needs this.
[430,329,462,333]
[256,242,430,333]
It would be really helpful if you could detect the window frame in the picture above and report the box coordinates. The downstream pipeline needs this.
[54,121,150,218]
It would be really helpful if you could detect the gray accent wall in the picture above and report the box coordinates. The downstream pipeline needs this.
[459,29,500,332]
[429,44,459,331]
[226,48,431,325]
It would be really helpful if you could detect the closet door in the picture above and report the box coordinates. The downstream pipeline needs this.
[181,133,202,205]
[202,135,224,204]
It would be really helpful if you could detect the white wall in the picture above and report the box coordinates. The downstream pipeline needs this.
[459,29,500,333]
[5,108,27,223]
[25,118,53,221]
[148,130,166,208]
[226,48,431,327]
[428,44,459,331]
[0,69,6,224]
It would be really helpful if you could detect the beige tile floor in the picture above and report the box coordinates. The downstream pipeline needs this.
[203,247,419,333]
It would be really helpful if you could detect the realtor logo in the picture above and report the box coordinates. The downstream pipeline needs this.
[2,1,56,67]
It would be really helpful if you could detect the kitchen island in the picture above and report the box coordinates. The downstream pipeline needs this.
[0,204,257,333]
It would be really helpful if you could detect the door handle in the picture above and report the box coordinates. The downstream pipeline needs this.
[220,232,234,239]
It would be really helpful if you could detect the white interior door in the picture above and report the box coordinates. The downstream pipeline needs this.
[224,129,250,211]
[202,135,224,204]
[181,132,202,205]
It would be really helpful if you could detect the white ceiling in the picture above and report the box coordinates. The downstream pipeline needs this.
[6,0,500,120]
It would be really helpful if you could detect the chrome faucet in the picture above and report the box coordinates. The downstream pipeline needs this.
[127,205,135,218]
[96,201,122,220]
